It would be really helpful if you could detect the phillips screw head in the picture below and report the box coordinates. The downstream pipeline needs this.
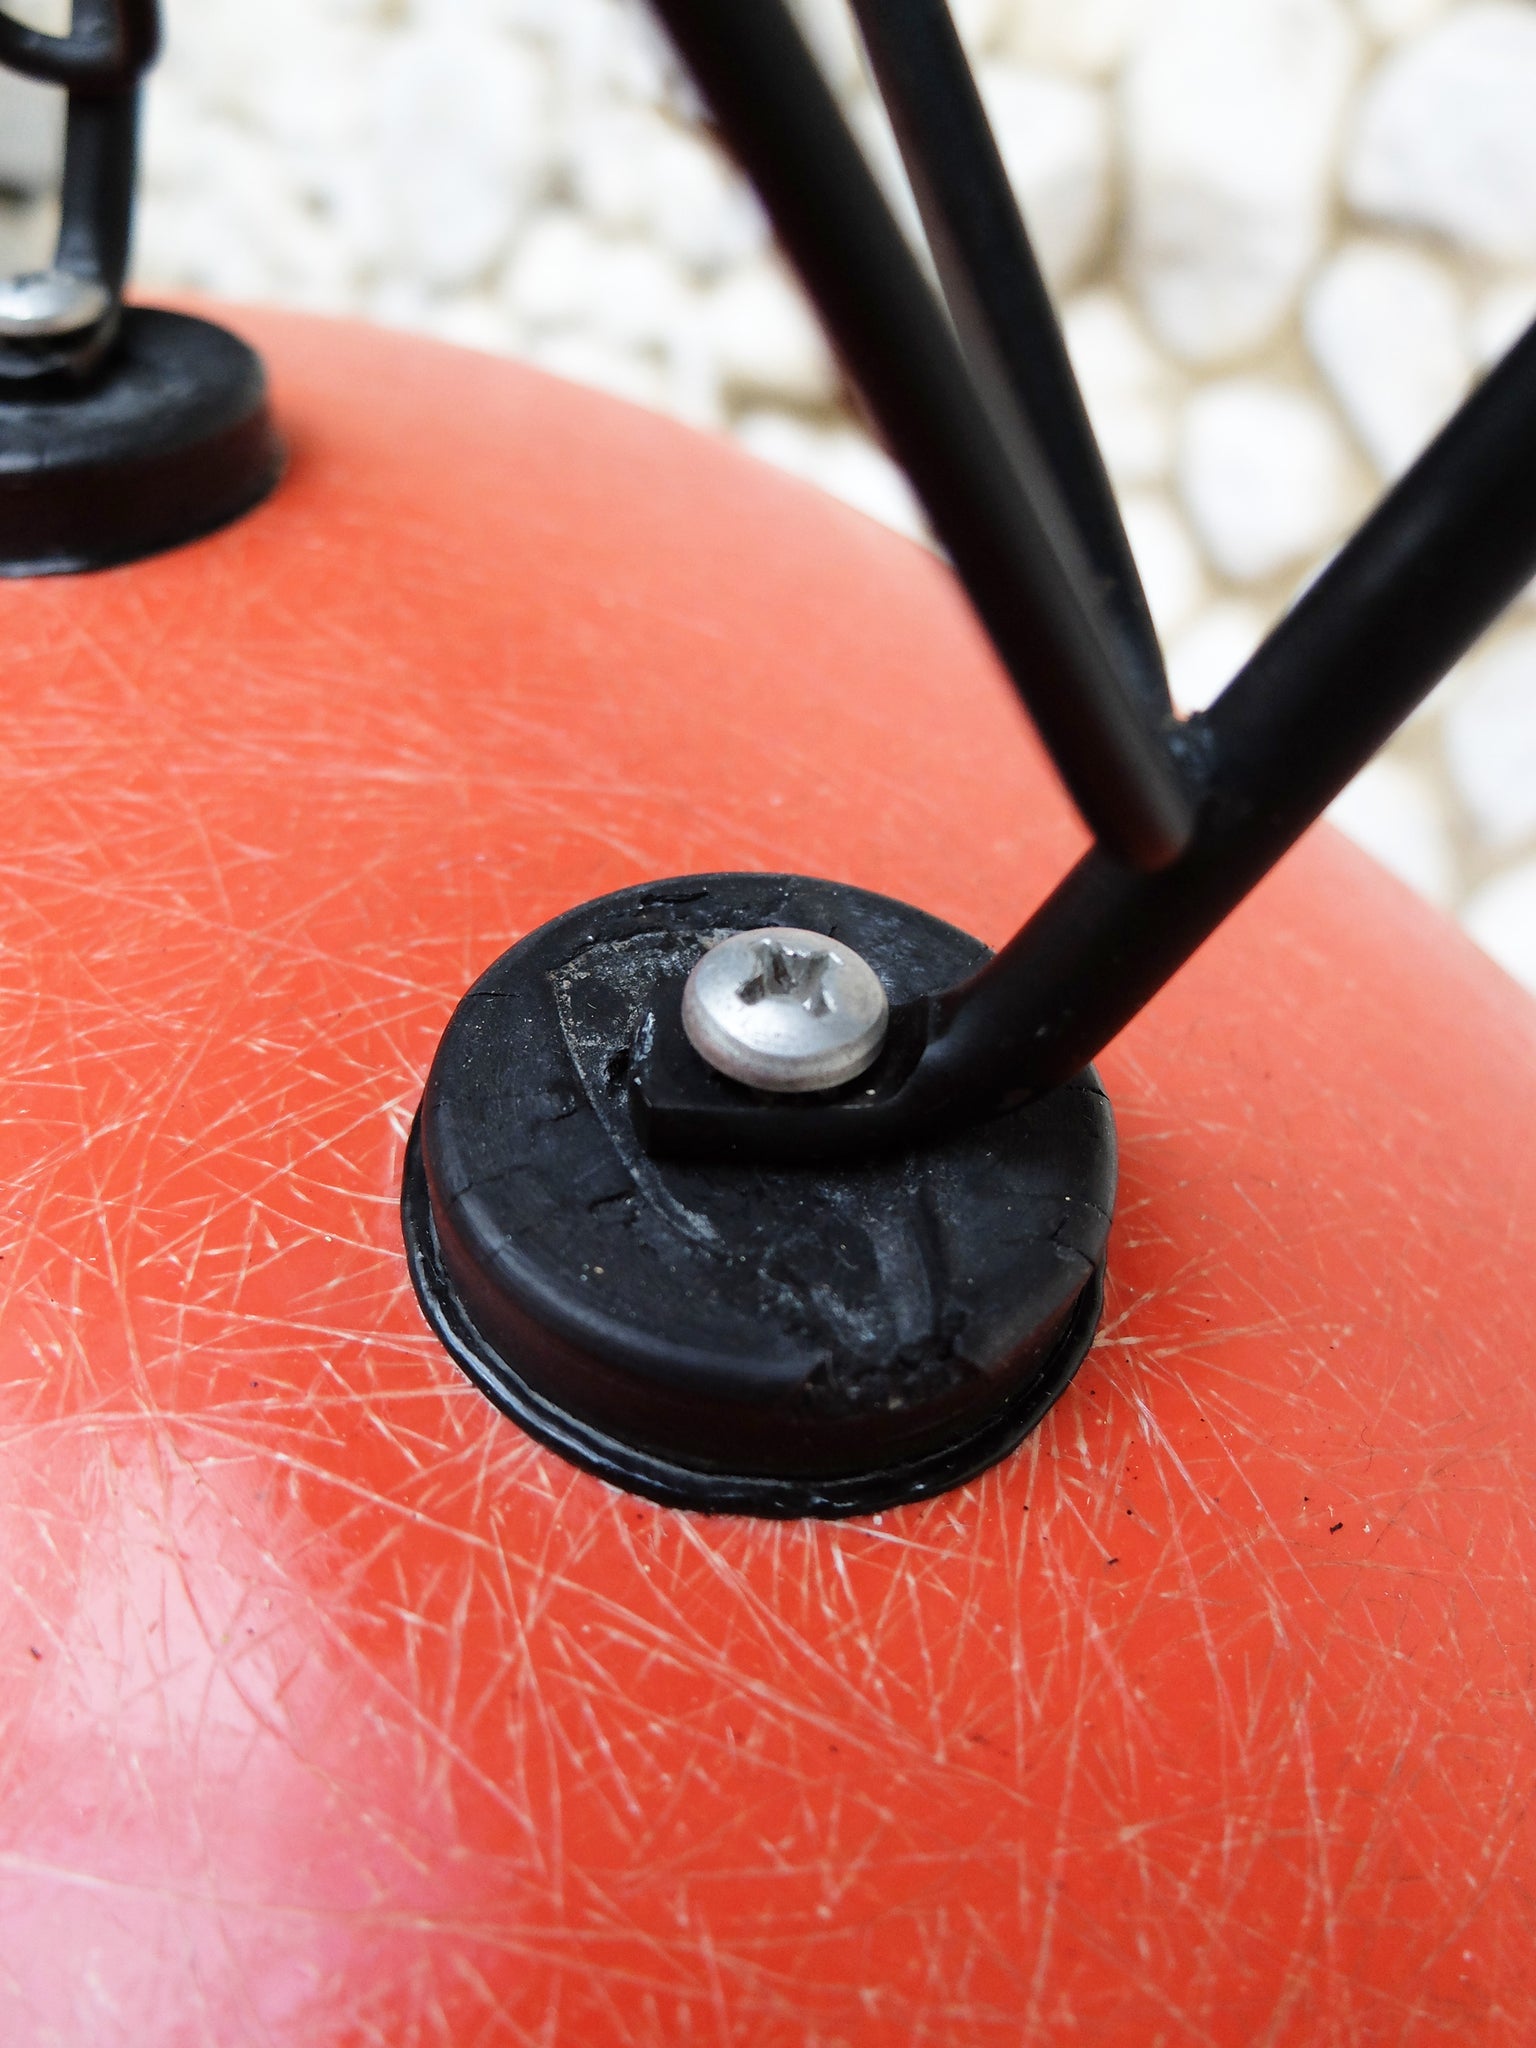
[681,926,890,1093]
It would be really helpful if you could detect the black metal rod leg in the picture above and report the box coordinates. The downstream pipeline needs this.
[848,0,1171,726]
[647,0,1195,871]
[926,316,1536,1109]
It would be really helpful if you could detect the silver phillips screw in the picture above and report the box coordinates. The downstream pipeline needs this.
[681,926,890,1094]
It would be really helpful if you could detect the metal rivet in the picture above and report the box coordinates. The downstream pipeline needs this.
[0,270,111,340]
[681,927,889,1093]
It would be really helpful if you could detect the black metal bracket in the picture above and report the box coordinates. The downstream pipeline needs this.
[632,0,1536,1165]
[0,0,159,388]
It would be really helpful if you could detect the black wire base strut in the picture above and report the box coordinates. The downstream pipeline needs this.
[627,0,1536,1166]
[406,0,1536,1508]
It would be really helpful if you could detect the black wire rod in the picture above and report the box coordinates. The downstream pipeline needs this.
[920,312,1536,1108]
[637,308,1536,1162]
[634,0,1536,1163]
[0,0,157,93]
[847,0,1171,727]
[648,0,1196,873]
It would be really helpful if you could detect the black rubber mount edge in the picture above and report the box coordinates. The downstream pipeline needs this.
[0,305,283,576]
[403,1115,1105,1520]
[400,874,1116,1521]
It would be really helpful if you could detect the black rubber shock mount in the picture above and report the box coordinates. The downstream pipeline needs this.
[402,873,1116,1519]
[0,305,282,577]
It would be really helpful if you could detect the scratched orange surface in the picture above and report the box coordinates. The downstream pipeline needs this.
[1,308,1534,2046]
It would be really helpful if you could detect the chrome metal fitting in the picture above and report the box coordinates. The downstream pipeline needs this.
[0,269,110,340]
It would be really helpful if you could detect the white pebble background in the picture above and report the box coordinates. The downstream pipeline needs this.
[1,0,1533,993]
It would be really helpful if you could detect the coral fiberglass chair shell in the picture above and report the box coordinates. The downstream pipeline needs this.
[4,5,1536,2047]
[3,304,1536,2047]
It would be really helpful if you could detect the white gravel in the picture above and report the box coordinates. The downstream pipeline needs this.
[1445,629,1536,850]
[0,0,1528,978]
[1326,756,1458,906]
[1177,377,1359,581]
[1345,3,1536,265]
[1121,0,1360,365]
[1461,859,1536,994]
[1119,490,1208,639]
[1062,287,1183,487]
[1166,599,1267,715]
[1304,239,1470,478]
[977,62,1111,290]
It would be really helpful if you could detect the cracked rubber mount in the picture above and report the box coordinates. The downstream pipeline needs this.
[402,874,1117,1519]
